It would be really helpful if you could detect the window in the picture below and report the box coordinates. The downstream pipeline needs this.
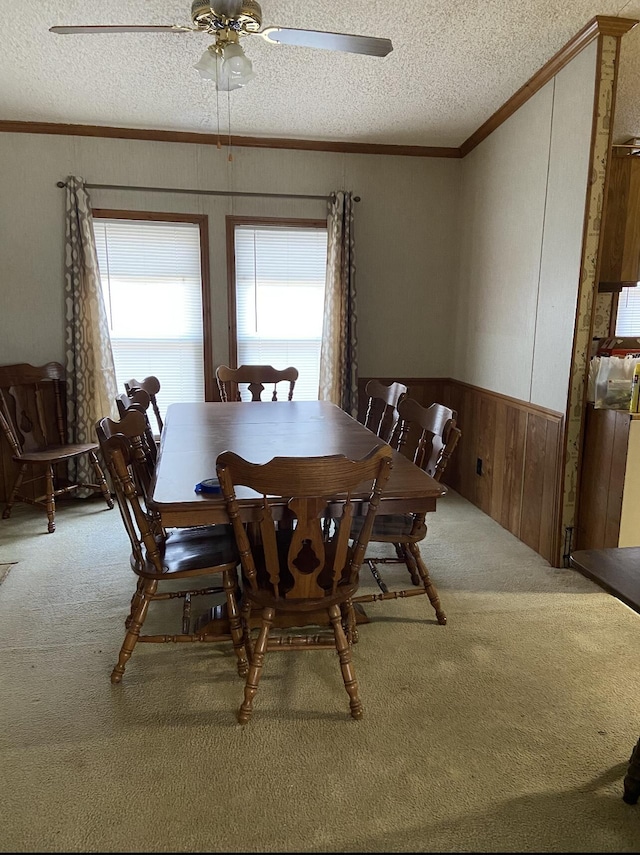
[93,213,212,408]
[228,218,328,401]
[615,286,640,335]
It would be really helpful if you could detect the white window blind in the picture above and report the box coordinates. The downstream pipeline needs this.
[234,224,328,401]
[93,218,205,409]
[616,286,640,335]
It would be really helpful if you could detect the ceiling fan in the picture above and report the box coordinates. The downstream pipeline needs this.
[50,1,393,91]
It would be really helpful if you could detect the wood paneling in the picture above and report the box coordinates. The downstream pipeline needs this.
[359,377,564,565]
[575,405,630,549]
[599,153,640,287]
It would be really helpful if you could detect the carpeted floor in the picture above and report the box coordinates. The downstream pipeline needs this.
[1,490,639,852]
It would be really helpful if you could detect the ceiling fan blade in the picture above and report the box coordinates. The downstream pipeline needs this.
[259,26,393,57]
[49,25,195,35]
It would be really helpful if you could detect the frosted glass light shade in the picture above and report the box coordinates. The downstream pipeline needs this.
[194,43,254,90]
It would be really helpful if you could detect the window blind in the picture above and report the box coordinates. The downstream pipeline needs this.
[234,224,328,401]
[616,286,640,336]
[93,218,205,409]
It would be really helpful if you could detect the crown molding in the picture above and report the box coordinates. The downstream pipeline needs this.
[459,15,639,157]
[1,16,637,162]
[0,120,461,158]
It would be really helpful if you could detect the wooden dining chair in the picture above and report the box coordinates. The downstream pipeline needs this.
[362,379,408,444]
[216,444,393,723]
[0,362,113,533]
[124,376,163,435]
[115,388,158,463]
[352,398,461,626]
[216,364,298,402]
[96,419,249,683]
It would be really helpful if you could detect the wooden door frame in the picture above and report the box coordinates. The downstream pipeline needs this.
[224,215,327,368]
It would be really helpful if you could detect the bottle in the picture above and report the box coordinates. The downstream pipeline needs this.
[630,362,640,413]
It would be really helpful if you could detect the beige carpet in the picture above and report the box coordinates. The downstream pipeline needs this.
[1,491,639,852]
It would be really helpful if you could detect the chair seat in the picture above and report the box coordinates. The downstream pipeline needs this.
[14,442,99,463]
[133,524,239,579]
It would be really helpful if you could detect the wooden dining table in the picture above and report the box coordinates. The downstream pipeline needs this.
[149,400,446,631]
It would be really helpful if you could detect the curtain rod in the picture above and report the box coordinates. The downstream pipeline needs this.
[55,181,360,202]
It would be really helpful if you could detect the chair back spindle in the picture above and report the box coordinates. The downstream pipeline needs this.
[362,379,408,445]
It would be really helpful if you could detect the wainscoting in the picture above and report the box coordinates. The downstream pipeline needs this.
[358,378,565,567]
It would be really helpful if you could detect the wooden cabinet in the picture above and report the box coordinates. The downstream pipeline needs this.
[599,153,640,290]
[576,405,640,548]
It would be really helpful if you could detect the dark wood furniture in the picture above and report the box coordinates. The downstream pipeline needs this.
[362,378,408,444]
[353,399,461,625]
[569,546,640,807]
[0,362,113,532]
[115,389,159,463]
[624,738,640,805]
[149,401,446,634]
[96,418,248,683]
[150,401,445,527]
[575,405,640,550]
[216,364,298,402]
[124,376,163,435]
[216,444,393,723]
[569,546,640,615]
[599,149,640,291]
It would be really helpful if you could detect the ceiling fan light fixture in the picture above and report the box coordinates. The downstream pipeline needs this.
[195,41,254,89]
[222,41,254,78]
[194,46,219,79]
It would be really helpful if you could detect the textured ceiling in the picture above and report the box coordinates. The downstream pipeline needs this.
[2,0,640,147]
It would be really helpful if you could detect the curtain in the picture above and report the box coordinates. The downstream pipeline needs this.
[64,176,117,491]
[318,191,358,416]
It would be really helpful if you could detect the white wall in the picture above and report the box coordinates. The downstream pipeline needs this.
[0,134,460,379]
[453,42,596,414]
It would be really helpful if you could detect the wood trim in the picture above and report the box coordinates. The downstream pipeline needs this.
[92,209,215,401]
[224,215,327,369]
[559,32,624,567]
[92,209,206,224]
[363,376,563,420]
[459,15,638,157]
[197,217,214,402]
[448,379,563,419]
[0,120,461,159]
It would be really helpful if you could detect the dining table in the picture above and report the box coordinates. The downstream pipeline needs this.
[149,399,446,632]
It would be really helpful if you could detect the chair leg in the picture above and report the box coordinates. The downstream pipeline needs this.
[407,542,447,625]
[111,579,157,684]
[238,606,274,725]
[89,451,114,509]
[400,542,422,586]
[45,464,56,533]
[125,577,146,629]
[341,598,359,645]
[3,462,27,520]
[623,737,640,804]
[223,568,249,677]
[328,603,363,720]
[240,599,254,662]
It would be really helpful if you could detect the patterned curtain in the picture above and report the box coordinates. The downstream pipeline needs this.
[64,176,117,492]
[318,191,358,416]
